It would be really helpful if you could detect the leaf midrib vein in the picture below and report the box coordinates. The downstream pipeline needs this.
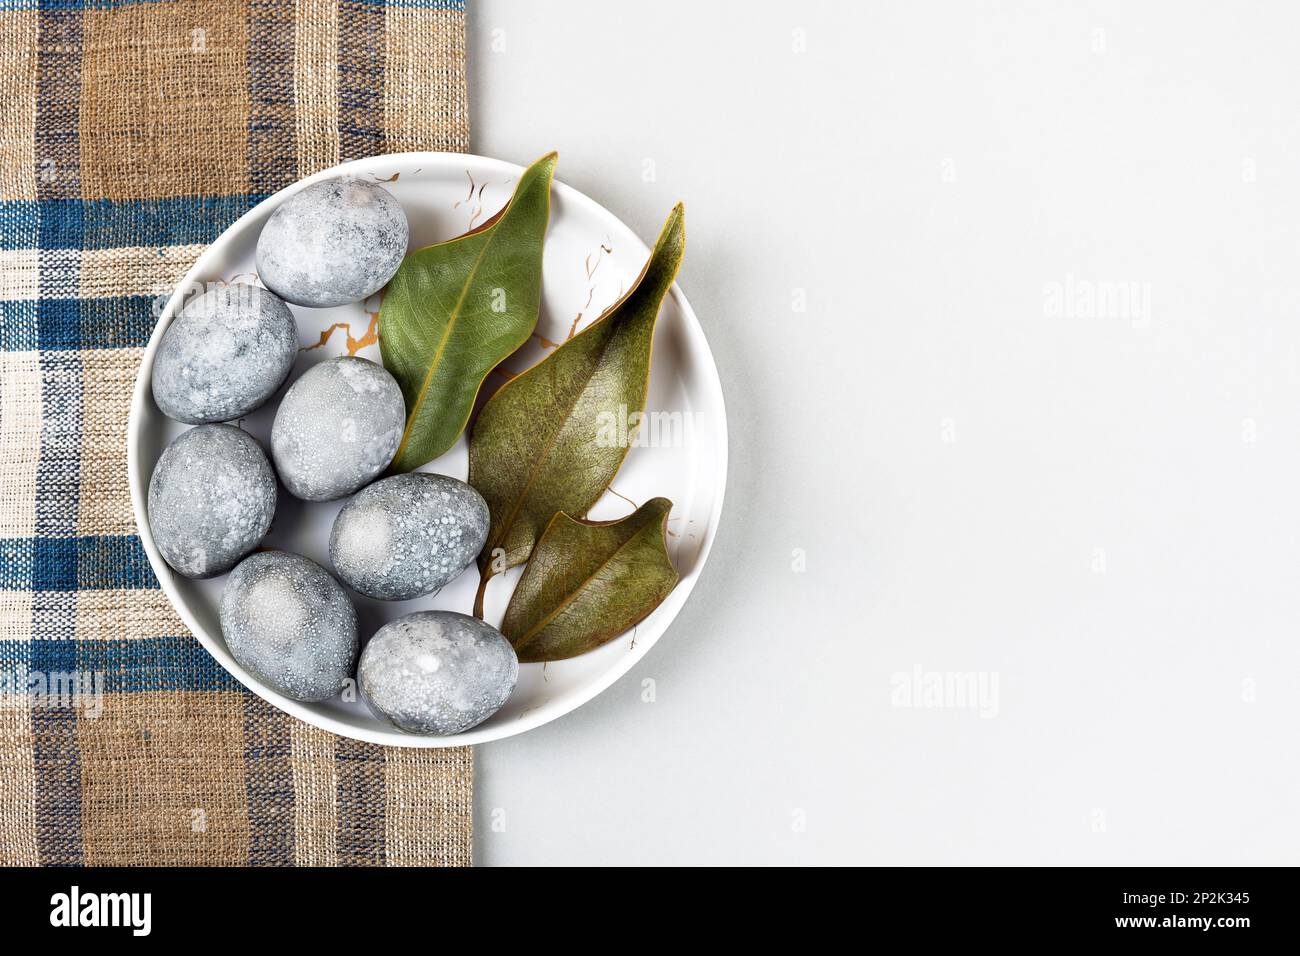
[394,227,503,463]
[514,519,659,649]
[489,324,627,567]
[486,211,680,567]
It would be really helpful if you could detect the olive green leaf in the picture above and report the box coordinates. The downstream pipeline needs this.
[469,204,685,613]
[380,152,557,472]
[500,498,679,662]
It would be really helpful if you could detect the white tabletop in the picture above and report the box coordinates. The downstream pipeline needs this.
[469,0,1300,865]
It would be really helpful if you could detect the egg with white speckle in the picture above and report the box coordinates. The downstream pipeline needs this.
[220,551,359,702]
[359,611,517,735]
[329,473,488,601]
[256,177,408,308]
[151,284,298,424]
[147,424,277,579]
[271,356,405,501]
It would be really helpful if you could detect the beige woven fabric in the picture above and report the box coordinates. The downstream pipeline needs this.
[0,0,474,867]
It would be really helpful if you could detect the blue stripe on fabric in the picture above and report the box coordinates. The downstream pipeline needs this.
[0,301,38,351]
[337,738,386,865]
[0,638,237,693]
[348,0,465,11]
[37,298,80,350]
[30,0,83,866]
[0,538,34,590]
[2,297,159,352]
[29,637,82,865]
[35,296,158,350]
[243,696,296,865]
[0,636,30,677]
[1,1,202,9]
[77,637,241,693]
[360,0,464,6]
[77,535,158,590]
[0,195,266,251]
[34,351,81,538]
[246,0,298,195]
[0,301,37,351]
[34,3,82,205]
[332,0,465,6]
[0,0,464,9]
[31,537,77,592]
[338,1,386,161]
[0,535,158,591]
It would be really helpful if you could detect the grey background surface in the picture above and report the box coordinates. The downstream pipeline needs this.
[468,0,1300,865]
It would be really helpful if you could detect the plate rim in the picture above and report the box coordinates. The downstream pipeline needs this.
[126,150,729,747]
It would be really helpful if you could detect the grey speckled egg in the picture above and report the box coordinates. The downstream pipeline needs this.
[256,177,408,308]
[359,611,518,735]
[329,473,488,600]
[151,284,298,424]
[147,424,276,579]
[271,357,405,501]
[220,551,359,702]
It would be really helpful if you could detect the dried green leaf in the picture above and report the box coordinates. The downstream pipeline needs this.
[500,497,679,662]
[468,204,685,605]
[380,152,557,472]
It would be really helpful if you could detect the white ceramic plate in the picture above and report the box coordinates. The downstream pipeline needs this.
[127,152,727,747]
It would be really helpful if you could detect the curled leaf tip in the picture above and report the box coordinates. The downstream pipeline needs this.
[655,205,685,251]
[526,152,559,176]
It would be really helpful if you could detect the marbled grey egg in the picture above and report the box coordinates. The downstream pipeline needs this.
[329,473,488,601]
[359,611,518,735]
[147,424,276,579]
[220,551,359,702]
[151,284,298,424]
[271,356,405,501]
[256,177,408,308]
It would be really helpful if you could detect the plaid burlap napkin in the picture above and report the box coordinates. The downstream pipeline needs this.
[0,0,473,866]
